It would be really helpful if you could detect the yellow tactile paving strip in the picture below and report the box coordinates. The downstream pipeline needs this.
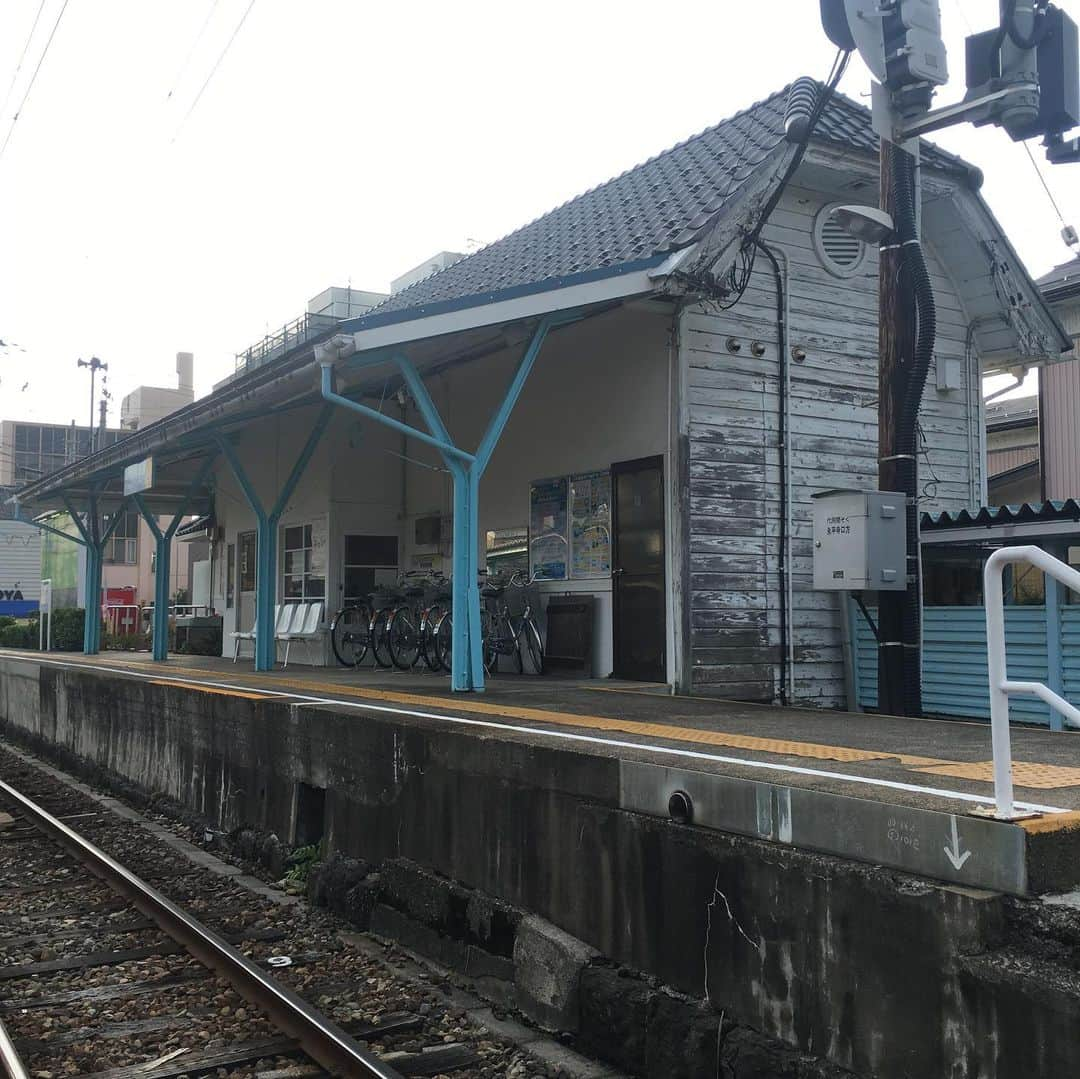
[149,679,270,701]
[1017,810,1080,834]
[912,760,1080,790]
[23,653,1080,791]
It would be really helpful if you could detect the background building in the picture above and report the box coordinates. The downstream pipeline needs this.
[120,353,195,431]
[0,421,125,487]
[1039,256,1080,501]
[985,394,1040,504]
[0,486,42,616]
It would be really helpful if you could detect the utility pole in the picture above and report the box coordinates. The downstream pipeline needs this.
[876,139,922,717]
[876,140,912,716]
[821,0,1080,716]
[77,356,107,456]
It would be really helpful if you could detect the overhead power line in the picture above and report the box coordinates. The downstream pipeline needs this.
[0,0,48,120]
[172,0,257,143]
[1021,140,1068,226]
[166,0,223,100]
[0,0,72,164]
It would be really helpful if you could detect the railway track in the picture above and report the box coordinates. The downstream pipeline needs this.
[0,748,556,1079]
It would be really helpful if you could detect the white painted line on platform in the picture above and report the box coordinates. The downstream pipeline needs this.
[6,654,1070,816]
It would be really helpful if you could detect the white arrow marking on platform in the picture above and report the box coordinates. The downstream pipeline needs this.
[944,815,972,870]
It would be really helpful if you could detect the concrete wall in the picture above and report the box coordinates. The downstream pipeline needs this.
[3,659,1077,1079]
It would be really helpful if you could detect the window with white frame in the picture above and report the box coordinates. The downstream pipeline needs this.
[103,511,139,565]
[282,524,325,601]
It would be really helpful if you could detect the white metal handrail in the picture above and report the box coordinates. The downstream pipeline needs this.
[985,545,1080,818]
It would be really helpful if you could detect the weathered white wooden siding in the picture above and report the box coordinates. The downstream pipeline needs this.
[682,183,981,707]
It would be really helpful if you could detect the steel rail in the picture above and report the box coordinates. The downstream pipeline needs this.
[0,1013,29,1079]
[0,778,401,1079]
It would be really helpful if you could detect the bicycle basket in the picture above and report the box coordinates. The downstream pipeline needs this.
[506,580,541,620]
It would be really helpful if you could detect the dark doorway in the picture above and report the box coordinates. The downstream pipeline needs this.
[612,455,666,682]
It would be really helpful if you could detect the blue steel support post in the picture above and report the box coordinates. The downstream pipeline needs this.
[322,360,479,688]
[87,498,136,654]
[215,436,272,669]
[85,494,102,654]
[217,413,331,671]
[61,495,95,653]
[134,456,217,662]
[138,507,172,661]
[390,359,481,691]
[318,316,569,691]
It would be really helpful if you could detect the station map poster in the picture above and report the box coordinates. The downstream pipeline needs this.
[529,476,569,581]
[570,470,611,578]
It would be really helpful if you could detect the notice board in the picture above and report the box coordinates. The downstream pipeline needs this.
[570,470,611,579]
[529,476,569,581]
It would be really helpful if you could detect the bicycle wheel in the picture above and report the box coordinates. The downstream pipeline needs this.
[510,616,525,675]
[388,607,420,670]
[481,607,498,674]
[421,605,444,671]
[434,610,452,673]
[370,608,394,668]
[523,616,545,675]
[330,605,370,668]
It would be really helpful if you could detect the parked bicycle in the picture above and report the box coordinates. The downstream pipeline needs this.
[329,600,372,668]
[383,573,449,671]
[330,573,453,673]
[480,571,545,675]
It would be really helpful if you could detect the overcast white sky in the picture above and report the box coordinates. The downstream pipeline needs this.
[1,0,1077,426]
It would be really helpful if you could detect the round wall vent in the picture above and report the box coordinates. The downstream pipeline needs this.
[814,205,868,278]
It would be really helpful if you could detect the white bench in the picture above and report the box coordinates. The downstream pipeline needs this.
[231,603,288,661]
[277,601,324,668]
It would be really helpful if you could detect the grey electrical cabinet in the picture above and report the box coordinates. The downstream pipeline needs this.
[812,489,907,591]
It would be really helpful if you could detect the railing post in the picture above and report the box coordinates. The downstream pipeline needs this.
[1045,543,1066,732]
[984,549,1015,819]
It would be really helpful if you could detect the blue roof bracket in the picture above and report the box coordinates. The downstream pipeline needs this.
[20,508,87,548]
[473,312,580,477]
[60,493,93,547]
[319,364,475,465]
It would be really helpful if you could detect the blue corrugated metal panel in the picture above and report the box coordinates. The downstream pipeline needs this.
[1058,607,1080,701]
[853,605,1052,724]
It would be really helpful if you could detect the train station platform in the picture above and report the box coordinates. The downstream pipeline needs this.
[2,647,1079,897]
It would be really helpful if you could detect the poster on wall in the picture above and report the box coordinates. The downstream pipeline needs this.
[529,477,569,581]
[310,516,329,577]
[570,470,612,579]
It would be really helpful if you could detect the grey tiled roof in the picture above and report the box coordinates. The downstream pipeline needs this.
[1038,255,1080,292]
[360,83,972,325]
